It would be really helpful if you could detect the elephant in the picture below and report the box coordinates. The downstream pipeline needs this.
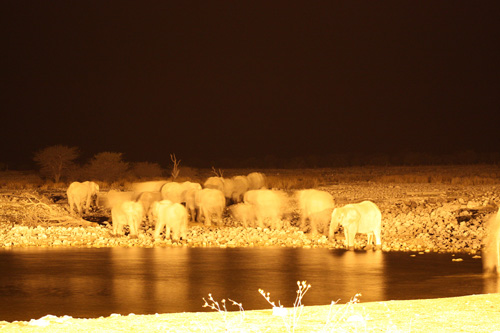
[221,177,235,203]
[296,189,335,234]
[247,172,266,190]
[160,182,184,203]
[112,200,144,237]
[230,202,256,228]
[131,180,170,196]
[243,189,286,229]
[184,188,201,222]
[231,175,249,203]
[160,181,202,203]
[203,176,224,191]
[67,181,100,216]
[195,188,225,226]
[180,181,202,202]
[151,200,188,241]
[105,190,135,210]
[329,200,382,250]
[483,207,500,275]
[135,191,162,225]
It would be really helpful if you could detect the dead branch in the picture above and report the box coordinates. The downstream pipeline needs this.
[170,153,181,179]
[211,166,224,178]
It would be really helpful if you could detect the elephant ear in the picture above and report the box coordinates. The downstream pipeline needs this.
[342,207,360,226]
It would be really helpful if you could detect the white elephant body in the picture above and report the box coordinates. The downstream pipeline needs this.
[160,182,184,203]
[231,176,249,203]
[244,189,286,229]
[203,177,224,191]
[105,190,135,210]
[221,178,235,201]
[195,188,225,226]
[184,188,201,222]
[180,181,202,202]
[67,181,100,215]
[330,200,382,250]
[131,180,170,195]
[135,191,162,224]
[152,200,188,241]
[112,200,144,237]
[247,172,266,190]
[296,189,335,234]
[230,203,256,228]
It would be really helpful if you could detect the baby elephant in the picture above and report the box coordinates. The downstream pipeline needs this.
[112,200,144,238]
[330,200,382,250]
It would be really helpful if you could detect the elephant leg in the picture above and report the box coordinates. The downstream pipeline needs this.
[85,192,91,214]
[181,224,187,240]
[364,233,373,250]
[299,216,307,231]
[165,226,171,240]
[154,221,165,239]
[344,227,355,250]
[172,226,180,242]
[310,218,319,236]
[373,230,382,250]
[129,218,138,238]
[343,228,349,248]
[217,211,223,226]
[68,198,74,215]
[116,223,124,236]
[204,210,211,226]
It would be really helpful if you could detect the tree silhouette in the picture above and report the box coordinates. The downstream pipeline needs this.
[33,145,79,182]
[87,152,129,182]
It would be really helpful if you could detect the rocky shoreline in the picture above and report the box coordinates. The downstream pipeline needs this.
[0,183,499,254]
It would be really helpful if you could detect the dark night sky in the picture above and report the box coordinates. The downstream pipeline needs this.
[2,2,499,169]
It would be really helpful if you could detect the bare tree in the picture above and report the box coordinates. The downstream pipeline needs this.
[211,166,223,178]
[170,154,181,180]
[33,145,79,182]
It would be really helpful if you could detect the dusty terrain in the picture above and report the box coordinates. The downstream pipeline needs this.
[1,166,500,331]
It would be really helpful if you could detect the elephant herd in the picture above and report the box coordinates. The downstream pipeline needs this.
[66,172,383,250]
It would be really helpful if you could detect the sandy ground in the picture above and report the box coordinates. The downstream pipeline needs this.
[1,294,499,332]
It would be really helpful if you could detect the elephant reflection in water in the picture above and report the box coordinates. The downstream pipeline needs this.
[330,201,382,250]
[483,207,500,276]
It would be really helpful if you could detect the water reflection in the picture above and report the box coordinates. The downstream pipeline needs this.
[0,247,487,322]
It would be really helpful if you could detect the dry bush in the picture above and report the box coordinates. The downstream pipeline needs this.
[0,191,69,226]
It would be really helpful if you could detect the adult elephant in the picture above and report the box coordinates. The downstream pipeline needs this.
[67,181,100,216]
[203,177,224,191]
[160,181,202,204]
[329,200,382,250]
[151,200,188,241]
[195,188,225,226]
[247,172,266,190]
[105,190,135,210]
[131,180,170,196]
[296,189,335,235]
[111,200,144,238]
[135,191,162,225]
[230,203,255,228]
[244,189,286,229]
[231,175,249,203]
[160,182,184,203]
